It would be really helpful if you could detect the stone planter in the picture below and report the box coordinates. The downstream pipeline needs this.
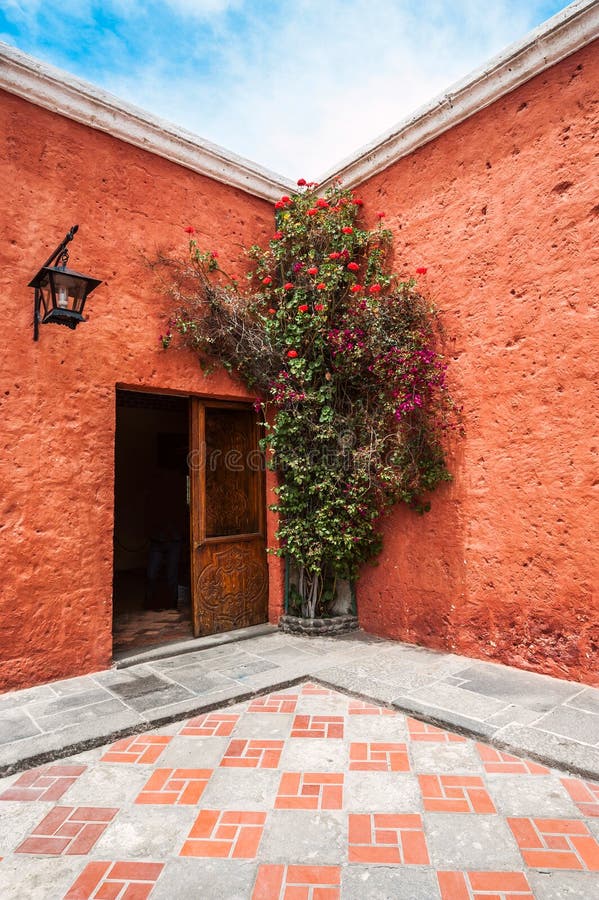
[278,614,359,636]
[281,558,358,635]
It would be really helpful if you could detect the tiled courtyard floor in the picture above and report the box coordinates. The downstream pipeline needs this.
[1,681,598,899]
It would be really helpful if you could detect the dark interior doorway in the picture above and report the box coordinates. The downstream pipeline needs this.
[112,389,193,654]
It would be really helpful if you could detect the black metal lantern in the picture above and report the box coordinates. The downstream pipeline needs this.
[29,225,102,340]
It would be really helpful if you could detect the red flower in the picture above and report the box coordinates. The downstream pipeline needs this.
[268,308,276,314]
[352,198,364,206]
[342,226,353,235]
[306,209,318,217]
[377,212,386,219]
[184,225,195,234]
[347,262,360,272]
[210,251,218,258]
[316,283,327,291]
[262,276,272,285]
[272,232,283,240]
[416,266,428,275]
[298,304,309,313]
[307,266,319,275]
[274,200,286,209]
[287,350,298,358]
[297,178,307,186]
[350,284,363,293]
[316,198,329,209]
[369,283,382,294]
[281,195,291,203]
[328,252,341,260]
[284,282,294,291]
[314,303,325,311]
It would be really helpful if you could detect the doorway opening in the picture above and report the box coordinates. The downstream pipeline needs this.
[112,389,192,654]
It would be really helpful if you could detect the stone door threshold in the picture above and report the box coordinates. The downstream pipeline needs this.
[112,623,277,669]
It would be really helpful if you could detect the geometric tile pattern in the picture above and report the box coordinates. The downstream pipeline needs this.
[220,739,284,768]
[348,813,429,864]
[15,806,118,855]
[508,817,599,870]
[437,870,534,899]
[135,768,212,804]
[561,777,599,817]
[349,742,409,771]
[180,712,239,737]
[477,744,550,775]
[100,734,171,764]
[248,693,298,714]
[252,864,341,899]
[180,810,266,858]
[291,715,344,738]
[2,682,599,899]
[419,775,497,813]
[407,716,466,742]
[275,773,344,809]
[0,764,87,802]
[64,861,165,899]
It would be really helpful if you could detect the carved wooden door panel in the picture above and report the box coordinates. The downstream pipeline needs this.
[189,400,268,637]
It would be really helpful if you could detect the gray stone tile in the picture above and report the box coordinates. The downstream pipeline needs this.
[409,741,485,775]
[199,768,281,809]
[48,676,99,696]
[279,738,348,772]
[260,810,346,863]
[496,723,599,780]
[60,764,149,806]
[403,682,508,721]
[534,705,599,746]
[104,671,194,712]
[527,870,599,899]
[485,773,581,817]
[151,858,258,900]
[0,856,84,900]
[157,735,230,768]
[451,661,581,711]
[424,813,522,869]
[29,698,130,733]
[345,716,408,742]
[159,666,235,694]
[232,712,294,739]
[0,710,41,745]
[216,658,281,681]
[317,668,406,704]
[342,866,441,899]
[0,685,56,711]
[151,647,252,672]
[565,688,599,716]
[344,772,421,812]
[27,688,112,720]
[90,805,196,858]
[484,704,543,727]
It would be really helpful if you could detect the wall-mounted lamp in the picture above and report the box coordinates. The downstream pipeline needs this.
[29,225,102,341]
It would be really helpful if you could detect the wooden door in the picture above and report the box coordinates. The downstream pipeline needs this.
[189,400,268,637]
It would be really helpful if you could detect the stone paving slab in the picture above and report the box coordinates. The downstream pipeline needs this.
[1,630,598,785]
[1,682,599,899]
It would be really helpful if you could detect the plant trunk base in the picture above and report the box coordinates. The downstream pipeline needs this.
[278,614,359,636]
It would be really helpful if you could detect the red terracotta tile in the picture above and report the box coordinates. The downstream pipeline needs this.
[508,817,599,871]
[291,715,344,739]
[181,810,266,859]
[0,764,87,802]
[64,861,164,899]
[248,694,298,714]
[561,777,599,817]
[349,742,409,771]
[275,773,344,810]
[476,744,549,775]
[419,775,496,813]
[348,813,428,865]
[221,739,283,768]
[101,735,171,764]
[135,768,212,804]
[16,807,118,856]
[181,712,240,737]
[407,718,465,743]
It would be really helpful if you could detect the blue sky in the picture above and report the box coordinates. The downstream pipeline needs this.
[0,0,572,178]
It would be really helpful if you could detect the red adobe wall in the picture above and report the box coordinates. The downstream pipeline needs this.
[356,40,599,685]
[0,90,283,690]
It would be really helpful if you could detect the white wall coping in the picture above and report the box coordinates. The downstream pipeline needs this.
[320,0,599,188]
[0,42,294,202]
[0,0,597,197]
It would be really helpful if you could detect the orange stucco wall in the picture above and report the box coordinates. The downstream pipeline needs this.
[0,90,283,690]
[356,41,598,685]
